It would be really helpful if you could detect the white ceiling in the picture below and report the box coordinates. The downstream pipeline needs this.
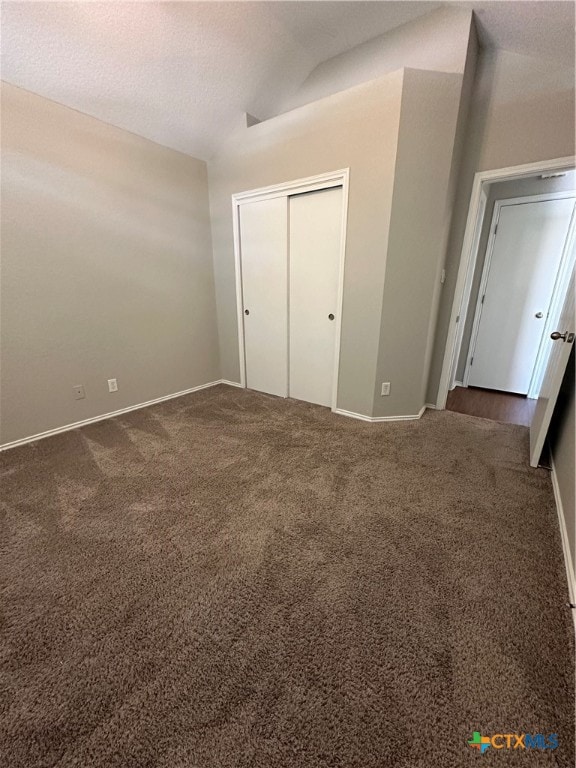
[470,0,575,65]
[1,1,574,160]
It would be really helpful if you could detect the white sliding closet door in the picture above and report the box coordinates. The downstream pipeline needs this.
[289,187,343,407]
[239,197,288,398]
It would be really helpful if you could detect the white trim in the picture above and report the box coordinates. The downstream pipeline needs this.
[453,380,464,389]
[231,200,247,388]
[334,405,427,423]
[492,191,576,207]
[333,409,374,423]
[0,380,430,450]
[331,172,350,411]
[436,156,576,410]
[425,402,437,410]
[550,456,576,624]
[437,183,487,407]
[232,169,349,204]
[462,198,501,387]
[231,169,350,413]
[0,380,230,452]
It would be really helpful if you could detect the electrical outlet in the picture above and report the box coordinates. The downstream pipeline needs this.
[381,382,391,396]
[73,384,85,400]
[108,378,118,393]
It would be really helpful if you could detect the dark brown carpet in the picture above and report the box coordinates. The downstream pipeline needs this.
[1,384,574,767]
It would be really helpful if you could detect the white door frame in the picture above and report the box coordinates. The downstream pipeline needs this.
[463,192,576,396]
[436,156,576,410]
[232,168,350,411]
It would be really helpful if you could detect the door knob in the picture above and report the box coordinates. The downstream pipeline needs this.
[550,331,568,341]
[535,312,543,318]
[244,309,249,316]
[328,313,335,321]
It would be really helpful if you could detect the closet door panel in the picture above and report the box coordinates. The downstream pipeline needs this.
[239,197,288,397]
[289,187,342,407]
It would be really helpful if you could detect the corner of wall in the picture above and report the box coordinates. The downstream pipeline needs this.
[423,17,482,407]
[371,66,468,419]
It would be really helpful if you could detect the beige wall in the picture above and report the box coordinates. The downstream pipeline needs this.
[373,68,467,417]
[208,71,405,417]
[0,83,220,445]
[427,48,576,404]
[550,348,575,579]
[472,50,575,174]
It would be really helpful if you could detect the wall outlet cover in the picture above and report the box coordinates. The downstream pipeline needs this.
[108,378,118,393]
[73,384,85,400]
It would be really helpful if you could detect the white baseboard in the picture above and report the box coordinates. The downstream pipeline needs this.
[1,385,431,450]
[334,405,427,423]
[333,408,373,422]
[425,402,437,410]
[550,455,576,610]
[0,379,236,452]
[453,380,464,388]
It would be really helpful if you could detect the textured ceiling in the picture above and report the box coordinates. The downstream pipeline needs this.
[470,0,575,65]
[1,1,437,158]
[1,1,574,160]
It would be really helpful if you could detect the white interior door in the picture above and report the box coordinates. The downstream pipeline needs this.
[530,268,575,466]
[239,197,288,398]
[289,187,343,407]
[468,197,575,394]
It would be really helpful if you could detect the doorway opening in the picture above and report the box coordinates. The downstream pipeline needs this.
[438,158,576,429]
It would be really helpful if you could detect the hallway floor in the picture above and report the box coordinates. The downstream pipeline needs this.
[446,385,537,427]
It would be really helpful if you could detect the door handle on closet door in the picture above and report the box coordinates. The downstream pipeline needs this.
[328,314,335,321]
[244,309,250,315]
